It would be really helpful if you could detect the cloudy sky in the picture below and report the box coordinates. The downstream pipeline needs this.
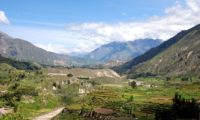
[0,0,200,54]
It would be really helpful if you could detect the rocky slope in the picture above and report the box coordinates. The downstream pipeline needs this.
[116,24,200,77]
[0,31,81,66]
[85,39,161,63]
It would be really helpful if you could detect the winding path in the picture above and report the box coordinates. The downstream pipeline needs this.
[33,107,64,120]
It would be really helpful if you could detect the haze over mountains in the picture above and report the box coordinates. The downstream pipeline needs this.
[1,23,200,76]
[85,39,161,63]
[116,24,200,77]
[0,30,162,67]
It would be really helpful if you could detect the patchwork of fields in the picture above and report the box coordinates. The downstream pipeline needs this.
[0,64,200,120]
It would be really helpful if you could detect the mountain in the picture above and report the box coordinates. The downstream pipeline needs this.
[0,31,80,66]
[116,24,200,77]
[85,39,161,64]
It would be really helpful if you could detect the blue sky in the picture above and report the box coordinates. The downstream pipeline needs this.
[0,0,176,24]
[0,0,200,53]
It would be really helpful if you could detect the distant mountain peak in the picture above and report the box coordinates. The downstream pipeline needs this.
[85,38,161,64]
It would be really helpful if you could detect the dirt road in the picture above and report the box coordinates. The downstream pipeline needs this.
[33,107,64,120]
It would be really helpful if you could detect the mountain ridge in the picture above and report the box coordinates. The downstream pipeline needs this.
[115,24,200,77]
[0,31,76,66]
[85,39,161,64]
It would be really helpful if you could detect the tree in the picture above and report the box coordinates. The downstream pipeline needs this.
[52,82,57,87]
[67,73,73,77]
[155,93,200,120]
[172,93,199,119]
[129,81,137,88]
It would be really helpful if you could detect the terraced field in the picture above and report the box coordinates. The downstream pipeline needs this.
[1,65,200,120]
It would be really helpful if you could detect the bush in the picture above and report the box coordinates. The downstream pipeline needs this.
[155,108,175,120]
[67,73,73,77]
[128,72,156,79]
[0,85,38,108]
[53,82,57,87]
[181,77,190,81]
[57,85,78,104]
[155,93,200,120]
[165,77,171,81]
[172,93,199,119]
[129,81,137,88]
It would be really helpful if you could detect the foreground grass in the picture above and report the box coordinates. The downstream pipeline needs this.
[55,77,200,120]
[0,65,80,120]
[1,64,200,120]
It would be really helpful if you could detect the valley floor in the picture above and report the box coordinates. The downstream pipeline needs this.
[0,66,200,120]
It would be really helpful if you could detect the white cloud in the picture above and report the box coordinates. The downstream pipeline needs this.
[67,0,200,41]
[0,11,10,24]
[1,25,99,54]
[186,0,200,12]
[1,0,200,54]
[35,43,94,54]
[35,44,69,53]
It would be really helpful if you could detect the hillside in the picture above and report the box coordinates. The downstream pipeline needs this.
[118,24,200,77]
[0,31,80,66]
[0,54,40,70]
[114,25,196,73]
[85,39,161,63]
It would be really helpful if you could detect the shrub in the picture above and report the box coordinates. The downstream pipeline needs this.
[181,77,189,81]
[0,85,38,109]
[172,93,199,119]
[165,77,171,81]
[155,108,175,120]
[67,73,73,77]
[53,82,57,87]
[129,81,137,88]
[128,72,156,79]
[155,93,200,120]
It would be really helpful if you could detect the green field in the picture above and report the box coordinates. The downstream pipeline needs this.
[54,76,200,120]
[0,64,200,120]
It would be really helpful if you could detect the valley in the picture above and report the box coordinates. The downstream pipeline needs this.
[0,57,200,120]
[0,3,200,119]
[0,24,200,120]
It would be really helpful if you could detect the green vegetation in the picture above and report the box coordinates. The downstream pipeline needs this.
[0,55,40,70]
[155,93,199,120]
[55,75,200,120]
[0,62,81,119]
[0,56,200,120]
[1,18,200,120]
[115,24,200,79]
